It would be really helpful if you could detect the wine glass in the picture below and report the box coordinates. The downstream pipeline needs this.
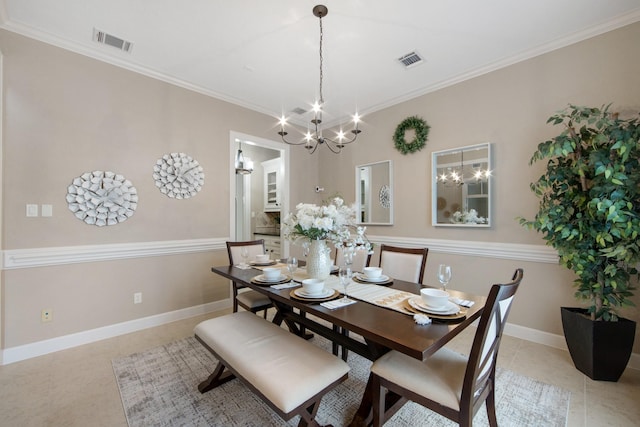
[240,247,249,267]
[286,257,298,284]
[339,266,352,302]
[438,264,452,291]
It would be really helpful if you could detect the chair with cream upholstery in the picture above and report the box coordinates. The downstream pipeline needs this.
[226,240,273,318]
[334,245,372,272]
[378,244,428,284]
[368,268,524,427]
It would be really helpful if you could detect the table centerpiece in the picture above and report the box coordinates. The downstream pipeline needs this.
[282,196,371,279]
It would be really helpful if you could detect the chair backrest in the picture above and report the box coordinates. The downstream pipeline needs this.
[461,268,523,414]
[378,244,428,284]
[334,246,372,272]
[226,239,266,264]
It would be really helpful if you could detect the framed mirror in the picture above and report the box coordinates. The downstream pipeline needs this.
[432,143,491,227]
[356,160,393,225]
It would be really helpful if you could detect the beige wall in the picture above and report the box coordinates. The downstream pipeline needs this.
[1,22,639,356]
[0,29,317,348]
[316,22,640,352]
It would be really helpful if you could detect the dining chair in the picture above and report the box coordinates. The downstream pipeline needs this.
[226,240,273,318]
[334,245,372,272]
[368,268,524,427]
[378,244,428,284]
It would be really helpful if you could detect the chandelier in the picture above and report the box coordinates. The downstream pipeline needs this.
[278,5,362,154]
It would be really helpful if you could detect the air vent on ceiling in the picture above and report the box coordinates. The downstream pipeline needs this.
[291,107,308,115]
[93,28,133,53]
[398,51,423,68]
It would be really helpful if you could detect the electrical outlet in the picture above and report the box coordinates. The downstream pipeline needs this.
[41,308,53,322]
[134,292,142,304]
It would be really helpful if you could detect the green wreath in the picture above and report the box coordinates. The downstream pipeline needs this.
[393,116,430,155]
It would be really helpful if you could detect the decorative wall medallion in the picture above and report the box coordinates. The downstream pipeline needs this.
[153,152,204,199]
[66,171,138,226]
[379,184,391,208]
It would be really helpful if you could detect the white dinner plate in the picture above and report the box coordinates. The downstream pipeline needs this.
[408,297,459,315]
[255,274,287,283]
[294,288,333,299]
[355,273,390,283]
[250,260,277,266]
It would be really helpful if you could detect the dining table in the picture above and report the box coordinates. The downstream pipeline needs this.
[209,263,487,426]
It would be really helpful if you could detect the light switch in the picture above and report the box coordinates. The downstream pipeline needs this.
[26,204,38,217]
[41,204,53,217]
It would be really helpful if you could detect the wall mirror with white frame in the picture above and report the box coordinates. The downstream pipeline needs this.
[432,143,491,227]
[356,160,393,225]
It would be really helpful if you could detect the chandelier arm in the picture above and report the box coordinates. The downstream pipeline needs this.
[278,132,312,146]
[322,130,360,146]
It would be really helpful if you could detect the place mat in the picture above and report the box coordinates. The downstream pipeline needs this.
[403,299,468,321]
[352,275,394,286]
[252,262,286,271]
[250,274,291,286]
[289,288,340,302]
[249,260,278,267]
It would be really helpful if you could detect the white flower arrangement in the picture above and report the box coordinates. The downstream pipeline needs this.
[282,197,371,251]
[451,208,487,224]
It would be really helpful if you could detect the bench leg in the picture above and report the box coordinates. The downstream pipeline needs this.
[296,398,326,427]
[198,361,236,393]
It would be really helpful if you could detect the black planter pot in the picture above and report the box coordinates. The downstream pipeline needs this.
[561,307,636,381]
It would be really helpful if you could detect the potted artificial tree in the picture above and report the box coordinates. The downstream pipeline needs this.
[520,104,639,381]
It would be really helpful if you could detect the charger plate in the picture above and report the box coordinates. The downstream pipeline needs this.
[251,275,291,286]
[402,299,467,321]
[290,288,340,302]
[352,276,393,286]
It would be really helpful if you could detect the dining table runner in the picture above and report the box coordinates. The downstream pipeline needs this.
[322,276,416,315]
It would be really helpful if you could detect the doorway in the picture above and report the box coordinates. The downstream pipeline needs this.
[229,131,290,255]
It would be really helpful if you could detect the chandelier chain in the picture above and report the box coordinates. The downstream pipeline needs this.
[318,14,324,105]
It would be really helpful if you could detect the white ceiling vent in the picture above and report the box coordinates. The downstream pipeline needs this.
[398,51,423,68]
[93,28,133,53]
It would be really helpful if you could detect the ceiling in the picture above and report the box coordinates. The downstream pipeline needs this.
[2,0,639,127]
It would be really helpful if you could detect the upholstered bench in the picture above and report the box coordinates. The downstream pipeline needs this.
[194,311,350,427]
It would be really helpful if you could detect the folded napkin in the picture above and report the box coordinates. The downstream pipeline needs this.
[451,297,475,307]
[413,314,432,325]
[321,298,357,310]
[270,282,299,290]
[235,264,252,270]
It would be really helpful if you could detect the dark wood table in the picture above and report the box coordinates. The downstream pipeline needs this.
[210,264,486,426]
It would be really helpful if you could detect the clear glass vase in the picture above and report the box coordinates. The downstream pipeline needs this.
[306,239,331,279]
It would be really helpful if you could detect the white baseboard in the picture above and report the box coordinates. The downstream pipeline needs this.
[504,322,639,371]
[3,306,637,372]
[0,299,230,365]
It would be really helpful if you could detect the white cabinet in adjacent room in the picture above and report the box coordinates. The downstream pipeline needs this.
[262,158,282,211]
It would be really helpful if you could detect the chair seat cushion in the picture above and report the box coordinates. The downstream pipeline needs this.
[237,289,272,308]
[195,312,350,414]
[371,348,467,411]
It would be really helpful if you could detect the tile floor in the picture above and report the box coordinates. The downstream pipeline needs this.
[1,308,638,426]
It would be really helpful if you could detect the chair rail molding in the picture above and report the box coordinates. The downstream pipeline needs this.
[368,235,558,264]
[2,237,228,269]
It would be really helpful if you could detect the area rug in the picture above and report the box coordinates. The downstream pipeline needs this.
[113,336,570,427]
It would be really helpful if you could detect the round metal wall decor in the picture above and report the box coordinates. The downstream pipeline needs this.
[379,184,391,208]
[66,171,138,226]
[153,152,204,199]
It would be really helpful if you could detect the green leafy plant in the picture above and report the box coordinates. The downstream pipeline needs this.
[520,104,640,321]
